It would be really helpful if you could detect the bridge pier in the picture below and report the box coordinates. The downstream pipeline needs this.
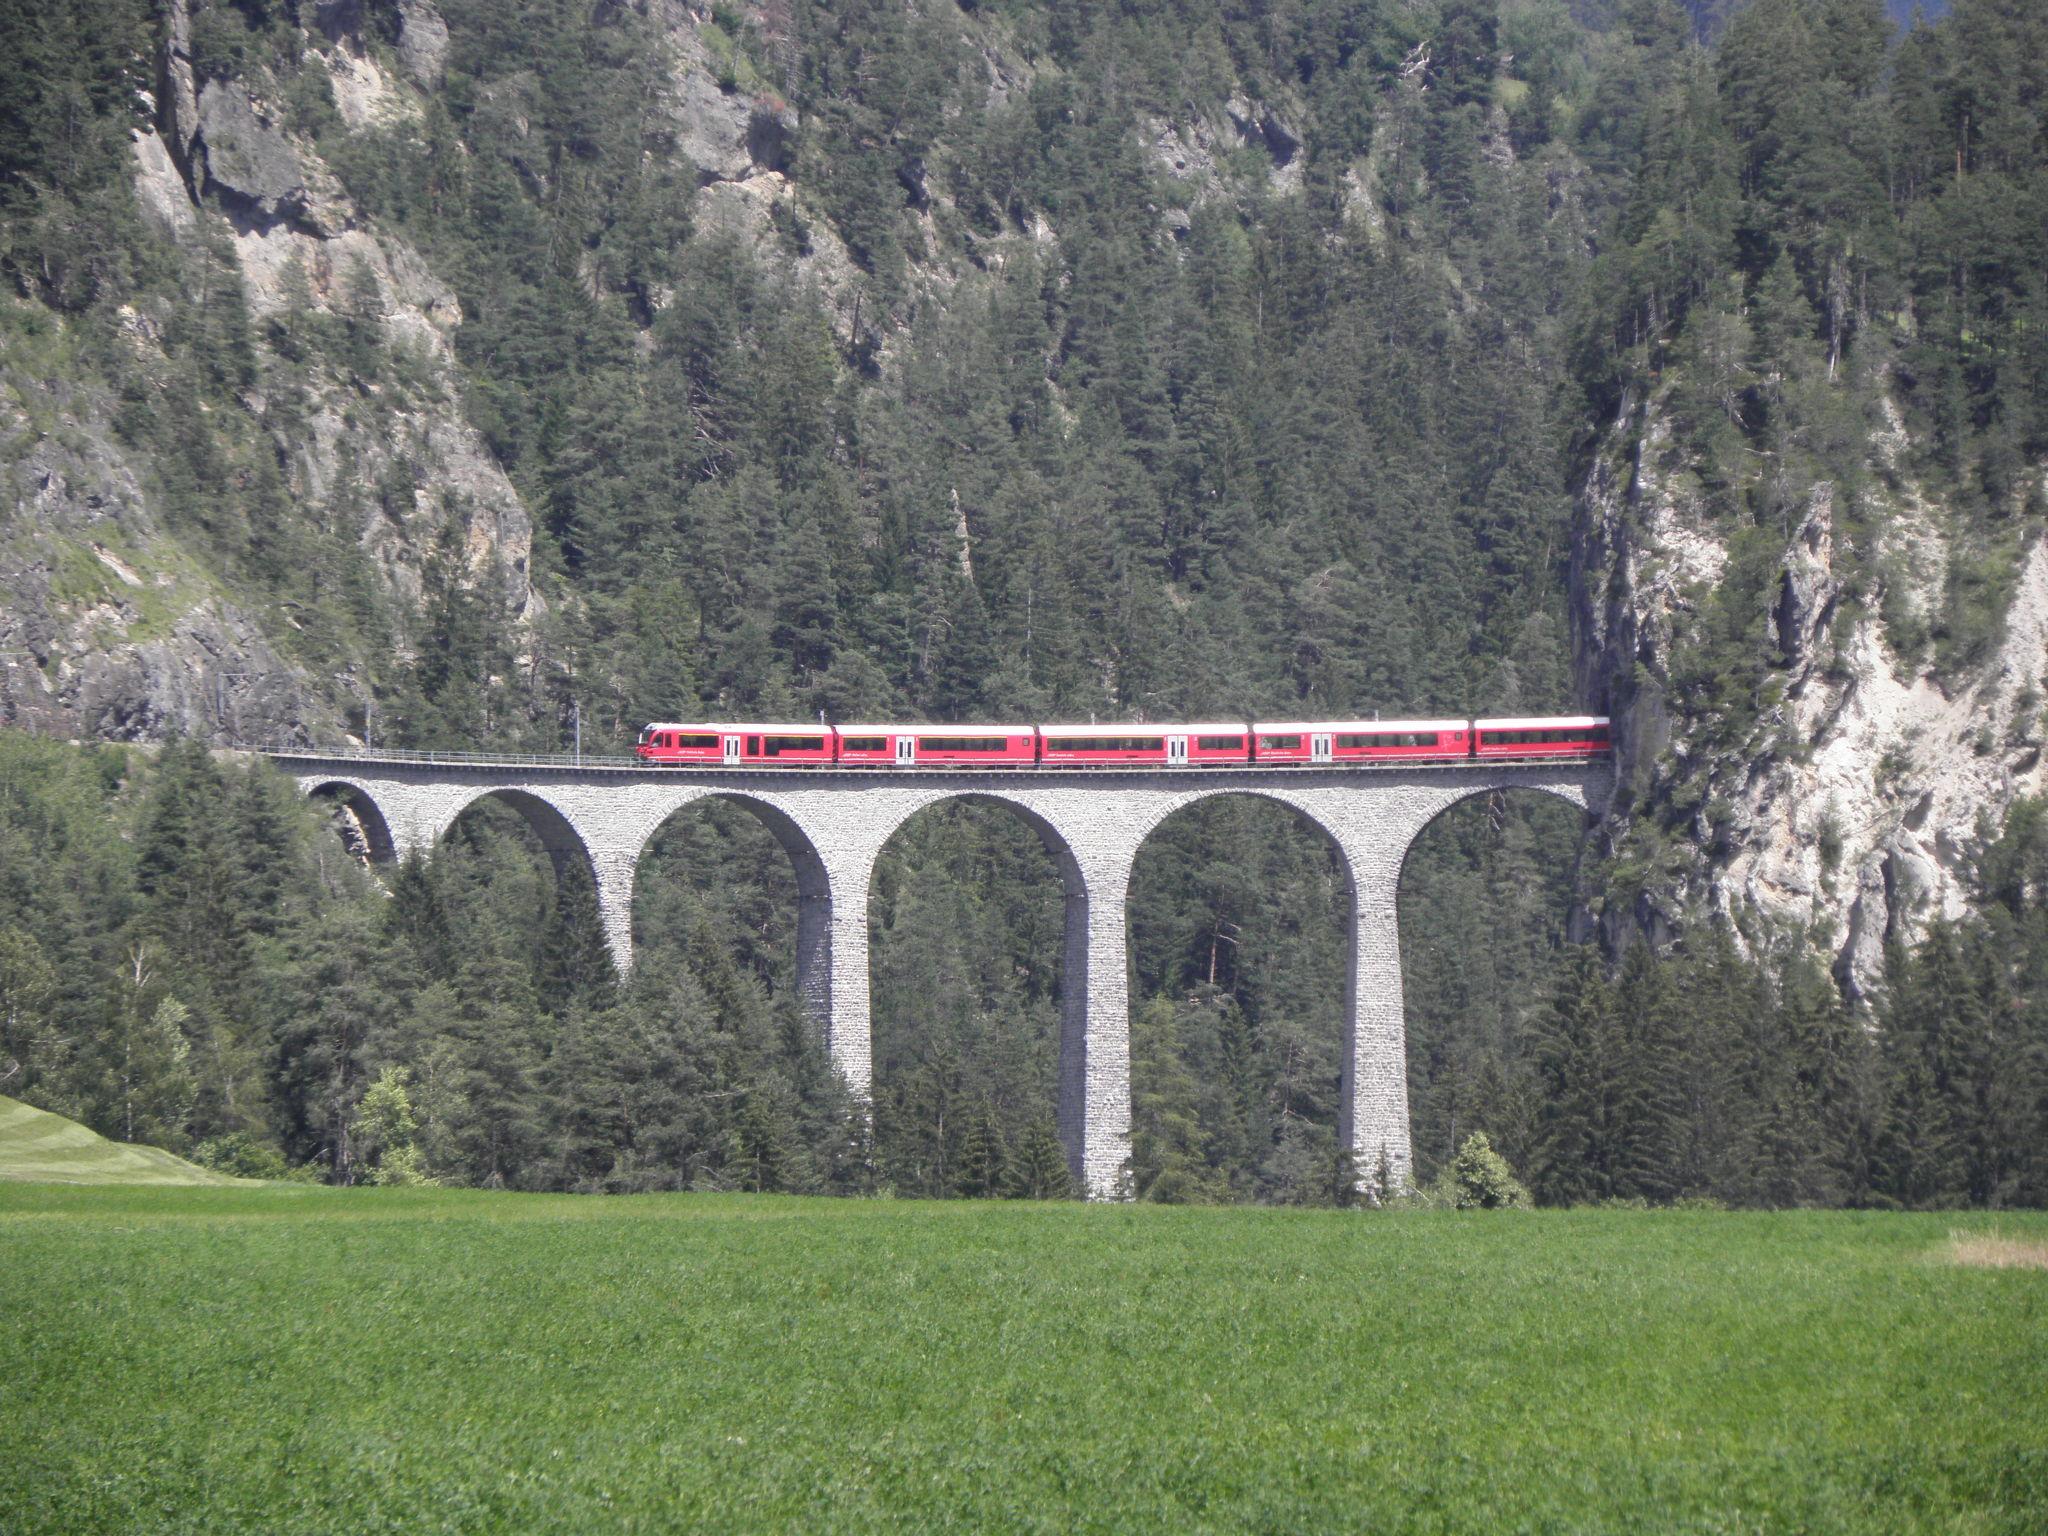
[282,757,1609,1200]
[1343,866,1412,1196]
[1059,842,1139,1197]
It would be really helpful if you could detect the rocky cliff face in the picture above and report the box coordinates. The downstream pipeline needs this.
[0,0,930,744]
[1575,386,2048,995]
[3,1,542,743]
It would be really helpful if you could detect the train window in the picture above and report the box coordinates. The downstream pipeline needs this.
[746,735,761,754]
[1259,734,1302,751]
[1336,731,1441,749]
[674,733,715,749]
[763,735,824,755]
[1196,735,1244,752]
[840,736,886,752]
[1048,737,1164,753]
[919,737,1010,752]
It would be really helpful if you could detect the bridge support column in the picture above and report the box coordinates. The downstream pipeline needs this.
[588,850,639,982]
[1343,865,1414,1198]
[1060,845,1138,1200]
[803,847,873,1103]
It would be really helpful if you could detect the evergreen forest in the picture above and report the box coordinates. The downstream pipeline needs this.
[2,0,2045,1203]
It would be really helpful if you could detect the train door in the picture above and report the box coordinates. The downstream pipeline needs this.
[723,735,742,765]
[1311,732,1333,764]
[895,735,916,766]
[1166,735,1189,767]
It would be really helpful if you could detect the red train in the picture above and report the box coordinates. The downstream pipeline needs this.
[633,717,1610,767]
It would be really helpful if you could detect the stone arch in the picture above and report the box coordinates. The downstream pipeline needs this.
[427,785,626,996]
[307,780,398,865]
[1133,785,1361,897]
[1388,775,1599,1186]
[1123,788,1360,1198]
[441,786,602,886]
[1389,777,1595,899]
[860,788,1096,1191]
[901,790,1091,902]
[624,788,835,1046]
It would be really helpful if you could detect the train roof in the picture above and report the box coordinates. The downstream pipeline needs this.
[1038,722,1243,736]
[1473,715,1609,730]
[1251,718,1470,734]
[642,721,829,734]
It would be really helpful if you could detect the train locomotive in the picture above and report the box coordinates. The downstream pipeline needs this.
[633,716,1611,768]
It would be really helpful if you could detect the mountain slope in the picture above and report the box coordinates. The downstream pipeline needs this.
[2,0,2044,997]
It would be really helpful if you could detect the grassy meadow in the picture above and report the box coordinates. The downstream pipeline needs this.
[1,1184,2042,1534]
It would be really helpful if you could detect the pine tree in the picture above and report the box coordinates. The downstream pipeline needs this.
[1130,996,1221,1203]
[1009,1117,1074,1200]
[1530,945,1619,1205]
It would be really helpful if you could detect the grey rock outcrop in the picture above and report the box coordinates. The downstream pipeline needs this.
[395,0,450,88]
[1574,386,2048,996]
[196,80,306,224]
[0,385,321,744]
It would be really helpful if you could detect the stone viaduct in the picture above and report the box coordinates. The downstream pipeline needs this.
[273,752,1611,1199]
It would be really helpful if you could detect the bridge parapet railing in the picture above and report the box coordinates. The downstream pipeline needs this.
[247,745,641,770]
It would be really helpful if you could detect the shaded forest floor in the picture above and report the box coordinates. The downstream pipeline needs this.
[3,1187,2042,1533]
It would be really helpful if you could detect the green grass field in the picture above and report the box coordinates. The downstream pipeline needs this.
[0,1094,246,1186]
[1,1185,2042,1535]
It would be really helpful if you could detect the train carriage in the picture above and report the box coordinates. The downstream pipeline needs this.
[1247,720,1470,764]
[634,723,835,766]
[732,725,836,766]
[1472,715,1612,759]
[899,726,1039,767]
[1179,724,1255,765]
[831,725,908,767]
[1034,723,1257,767]
[1247,723,1320,764]
[1328,719,1470,762]
[635,723,725,764]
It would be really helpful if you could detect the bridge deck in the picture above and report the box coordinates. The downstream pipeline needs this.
[258,747,1607,779]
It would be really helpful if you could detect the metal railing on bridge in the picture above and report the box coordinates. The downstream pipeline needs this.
[248,744,641,770]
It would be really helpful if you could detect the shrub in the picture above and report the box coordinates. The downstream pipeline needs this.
[193,1133,288,1181]
[1447,1133,1530,1210]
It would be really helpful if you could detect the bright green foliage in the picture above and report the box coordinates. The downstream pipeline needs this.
[1446,1130,1532,1208]
[1,1187,2044,1532]
[350,1065,435,1186]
